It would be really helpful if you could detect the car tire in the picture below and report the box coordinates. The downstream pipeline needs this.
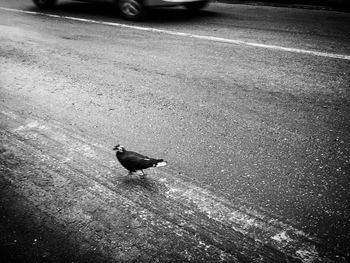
[32,0,57,9]
[118,0,144,21]
[184,1,208,12]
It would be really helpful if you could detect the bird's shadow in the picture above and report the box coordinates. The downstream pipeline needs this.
[113,174,166,194]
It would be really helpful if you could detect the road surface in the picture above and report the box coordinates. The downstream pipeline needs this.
[0,0,349,262]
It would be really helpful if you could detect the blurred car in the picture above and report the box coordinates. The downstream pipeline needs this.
[32,0,210,20]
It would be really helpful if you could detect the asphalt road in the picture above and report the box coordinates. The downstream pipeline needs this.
[1,0,350,262]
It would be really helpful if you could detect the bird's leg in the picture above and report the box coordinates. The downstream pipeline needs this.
[140,170,146,179]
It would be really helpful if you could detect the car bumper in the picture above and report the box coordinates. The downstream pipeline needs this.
[145,0,207,7]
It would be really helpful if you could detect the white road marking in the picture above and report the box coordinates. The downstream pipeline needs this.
[164,181,321,262]
[1,6,350,60]
[272,230,293,242]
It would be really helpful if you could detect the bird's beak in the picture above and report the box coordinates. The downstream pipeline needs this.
[113,144,123,151]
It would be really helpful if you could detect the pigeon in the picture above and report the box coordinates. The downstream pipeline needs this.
[113,144,167,177]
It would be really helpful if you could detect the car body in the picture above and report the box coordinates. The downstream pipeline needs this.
[32,0,210,20]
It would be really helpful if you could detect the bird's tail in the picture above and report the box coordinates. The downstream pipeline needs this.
[155,160,167,167]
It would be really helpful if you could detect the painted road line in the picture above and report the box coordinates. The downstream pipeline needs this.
[1,6,350,61]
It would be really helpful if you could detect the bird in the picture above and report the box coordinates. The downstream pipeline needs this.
[113,144,167,178]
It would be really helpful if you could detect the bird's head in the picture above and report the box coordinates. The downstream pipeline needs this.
[113,144,125,152]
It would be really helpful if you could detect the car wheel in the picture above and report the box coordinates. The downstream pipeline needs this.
[118,0,144,21]
[184,1,208,12]
[32,0,57,9]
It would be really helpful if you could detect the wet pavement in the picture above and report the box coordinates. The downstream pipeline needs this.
[0,0,349,261]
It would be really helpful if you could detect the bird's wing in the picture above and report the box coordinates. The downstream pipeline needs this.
[127,151,151,160]
[123,151,161,170]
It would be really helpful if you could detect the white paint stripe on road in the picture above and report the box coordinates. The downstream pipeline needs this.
[1,6,350,61]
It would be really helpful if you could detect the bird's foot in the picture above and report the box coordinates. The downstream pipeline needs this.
[139,170,146,179]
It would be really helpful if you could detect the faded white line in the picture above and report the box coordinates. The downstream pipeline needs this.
[1,6,350,60]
